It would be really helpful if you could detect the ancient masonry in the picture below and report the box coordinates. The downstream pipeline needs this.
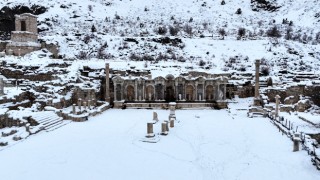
[109,63,228,108]
[253,59,261,106]
[5,13,41,56]
[0,78,4,95]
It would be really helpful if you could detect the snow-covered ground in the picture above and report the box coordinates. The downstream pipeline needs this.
[0,98,319,180]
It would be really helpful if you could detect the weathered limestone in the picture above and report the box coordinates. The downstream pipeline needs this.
[83,101,87,110]
[105,63,110,103]
[169,102,176,120]
[72,104,76,114]
[254,59,261,106]
[170,118,174,128]
[6,13,41,56]
[153,111,159,121]
[78,98,82,111]
[146,123,155,137]
[161,122,168,135]
[275,95,280,117]
[0,78,4,95]
[293,138,300,152]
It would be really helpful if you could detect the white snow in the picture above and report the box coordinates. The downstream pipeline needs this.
[0,98,319,180]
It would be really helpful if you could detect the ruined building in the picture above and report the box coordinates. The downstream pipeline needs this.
[5,13,41,56]
[106,64,229,109]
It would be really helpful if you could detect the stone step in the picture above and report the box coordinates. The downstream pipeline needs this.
[46,120,71,132]
[36,116,60,124]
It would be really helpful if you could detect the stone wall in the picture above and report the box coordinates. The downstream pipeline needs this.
[5,44,41,56]
[265,85,320,106]
[11,32,38,42]
[15,14,38,34]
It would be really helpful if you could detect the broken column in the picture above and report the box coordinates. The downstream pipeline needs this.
[161,122,168,135]
[153,111,159,122]
[170,118,174,128]
[105,63,110,103]
[254,59,261,106]
[78,98,82,111]
[83,101,87,110]
[146,122,155,138]
[293,134,300,152]
[275,95,280,118]
[0,78,4,95]
[72,104,76,114]
[168,102,176,120]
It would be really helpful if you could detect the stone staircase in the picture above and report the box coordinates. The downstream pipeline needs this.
[31,111,71,132]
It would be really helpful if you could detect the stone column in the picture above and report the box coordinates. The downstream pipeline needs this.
[105,63,110,103]
[275,95,280,117]
[0,78,4,95]
[161,122,168,135]
[72,104,76,114]
[170,119,174,128]
[135,81,138,101]
[169,102,176,120]
[146,123,155,138]
[88,100,91,109]
[78,98,82,111]
[83,101,87,110]
[153,111,159,121]
[142,81,145,101]
[113,83,117,101]
[293,138,300,152]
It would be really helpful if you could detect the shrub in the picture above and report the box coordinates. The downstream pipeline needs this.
[91,25,97,33]
[169,25,180,36]
[221,0,226,5]
[266,25,281,38]
[83,34,91,44]
[218,28,226,39]
[199,60,206,66]
[261,66,270,76]
[235,8,242,14]
[238,28,246,39]
[183,24,193,36]
[156,26,167,35]
[284,27,293,40]
[77,51,88,60]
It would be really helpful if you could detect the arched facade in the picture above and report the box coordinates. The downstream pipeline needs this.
[112,75,228,102]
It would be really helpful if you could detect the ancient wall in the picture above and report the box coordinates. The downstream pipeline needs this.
[11,32,38,42]
[14,14,38,34]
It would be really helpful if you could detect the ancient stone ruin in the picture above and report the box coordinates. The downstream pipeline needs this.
[5,13,41,56]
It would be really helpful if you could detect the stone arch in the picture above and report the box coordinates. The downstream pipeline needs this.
[186,85,194,101]
[146,85,155,101]
[126,85,135,101]
[206,85,214,101]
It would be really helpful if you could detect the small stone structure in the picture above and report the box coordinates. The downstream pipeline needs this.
[6,13,41,56]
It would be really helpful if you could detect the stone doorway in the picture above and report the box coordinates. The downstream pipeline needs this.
[165,86,175,102]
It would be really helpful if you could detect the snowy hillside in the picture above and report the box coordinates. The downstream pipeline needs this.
[0,0,320,75]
